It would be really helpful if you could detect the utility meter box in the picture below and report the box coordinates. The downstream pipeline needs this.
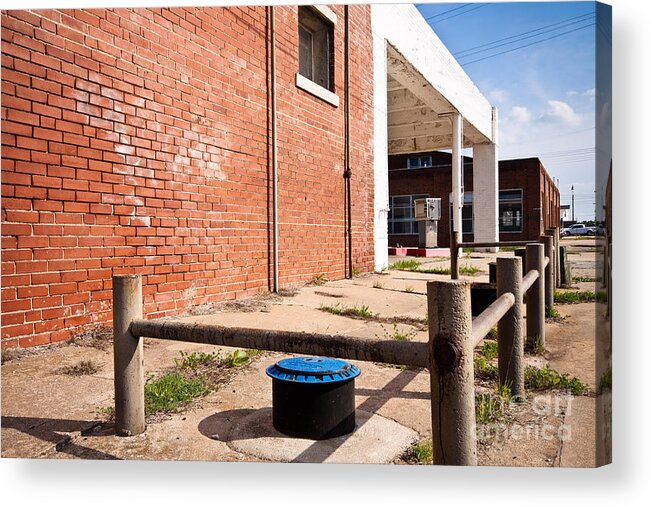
[414,198,442,221]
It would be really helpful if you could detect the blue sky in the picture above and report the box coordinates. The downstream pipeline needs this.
[416,1,611,222]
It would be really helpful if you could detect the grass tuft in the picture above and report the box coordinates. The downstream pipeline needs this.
[309,273,328,286]
[524,365,586,395]
[481,340,498,362]
[554,290,607,304]
[475,392,506,425]
[372,281,384,289]
[144,373,208,416]
[525,335,545,355]
[318,303,375,319]
[221,349,253,368]
[389,259,480,276]
[174,350,220,370]
[404,439,433,464]
[377,323,416,342]
[474,356,498,381]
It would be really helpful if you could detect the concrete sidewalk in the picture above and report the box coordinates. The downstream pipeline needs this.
[1,243,608,466]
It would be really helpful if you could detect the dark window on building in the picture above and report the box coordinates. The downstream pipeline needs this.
[449,192,473,234]
[298,7,333,91]
[389,194,428,235]
[499,189,523,232]
[407,156,433,169]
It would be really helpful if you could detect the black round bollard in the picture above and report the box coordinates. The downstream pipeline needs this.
[266,357,361,440]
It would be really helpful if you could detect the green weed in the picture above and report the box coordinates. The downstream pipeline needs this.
[221,349,252,368]
[475,392,505,424]
[554,290,600,304]
[524,365,586,395]
[389,259,422,271]
[474,356,498,381]
[309,273,328,286]
[481,340,498,361]
[409,439,433,464]
[144,373,208,416]
[174,350,220,370]
[318,303,375,319]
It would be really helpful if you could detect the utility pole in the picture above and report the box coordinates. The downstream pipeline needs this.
[571,185,575,222]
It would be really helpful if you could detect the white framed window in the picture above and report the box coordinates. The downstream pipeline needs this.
[388,194,428,235]
[296,6,338,106]
[499,189,523,233]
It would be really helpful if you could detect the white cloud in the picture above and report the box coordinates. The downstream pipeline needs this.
[546,100,582,126]
[583,88,596,97]
[509,106,531,123]
[488,89,507,103]
[567,90,578,97]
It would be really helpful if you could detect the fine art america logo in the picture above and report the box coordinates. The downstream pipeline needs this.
[477,391,574,443]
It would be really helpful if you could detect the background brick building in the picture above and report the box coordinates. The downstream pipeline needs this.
[1,6,375,348]
[388,151,560,248]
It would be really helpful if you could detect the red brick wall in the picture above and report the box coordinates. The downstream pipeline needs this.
[1,5,375,348]
[388,152,560,247]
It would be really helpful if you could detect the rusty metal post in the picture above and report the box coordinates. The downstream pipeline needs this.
[497,257,524,398]
[541,235,554,315]
[526,243,545,351]
[113,274,145,436]
[427,279,476,465]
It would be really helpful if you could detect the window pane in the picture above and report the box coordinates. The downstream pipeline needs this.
[298,24,313,80]
[388,194,429,235]
[392,206,411,220]
[499,190,522,203]
[298,7,333,91]
[392,196,411,207]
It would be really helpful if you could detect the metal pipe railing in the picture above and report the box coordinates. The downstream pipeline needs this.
[130,319,429,369]
[521,268,539,293]
[112,240,551,466]
[471,292,515,347]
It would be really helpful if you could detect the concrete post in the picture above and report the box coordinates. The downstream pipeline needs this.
[526,243,545,351]
[554,228,561,287]
[427,279,476,465]
[472,142,499,253]
[113,274,145,436]
[496,257,524,398]
[541,235,554,315]
[546,228,559,289]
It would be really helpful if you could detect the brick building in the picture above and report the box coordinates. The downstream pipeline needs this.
[1,5,498,348]
[388,151,560,248]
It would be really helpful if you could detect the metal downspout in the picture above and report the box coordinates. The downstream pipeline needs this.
[344,5,352,279]
[270,6,279,292]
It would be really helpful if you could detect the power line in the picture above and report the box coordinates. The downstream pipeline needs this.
[428,3,489,24]
[423,3,474,22]
[460,22,595,65]
[455,12,595,59]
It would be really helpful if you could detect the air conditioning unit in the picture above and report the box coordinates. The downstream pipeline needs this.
[414,198,441,221]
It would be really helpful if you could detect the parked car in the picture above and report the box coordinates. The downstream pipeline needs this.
[560,223,598,236]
